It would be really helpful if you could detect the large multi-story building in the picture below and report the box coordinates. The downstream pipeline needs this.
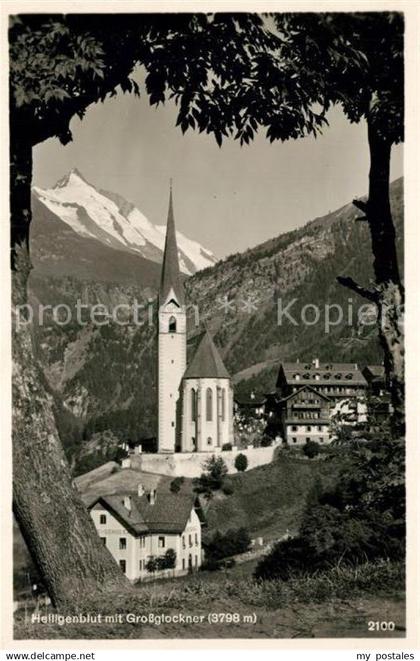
[279,385,332,445]
[157,186,234,454]
[88,485,203,582]
[274,358,369,443]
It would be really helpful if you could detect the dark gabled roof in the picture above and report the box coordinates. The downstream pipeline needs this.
[183,330,230,379]
[362,365,385,382]
[159,186,185,306]
[234,395,265,407]
[280,384,332,403]
[88,492,196,535]
[277,360,367,387]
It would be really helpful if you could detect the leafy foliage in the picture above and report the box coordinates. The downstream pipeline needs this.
[203,527,251,562]
[255,436,405,580]
[302,440,320,459]
[193,455,228,495]
[170,476,185,493]
[10,12,403,148]
[234,453,248,472]
[146,548,177,573]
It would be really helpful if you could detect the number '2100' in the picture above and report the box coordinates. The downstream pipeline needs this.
[368,621,395,631]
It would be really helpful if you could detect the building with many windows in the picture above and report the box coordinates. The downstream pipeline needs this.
[87,485,204,581]
[273,358,369,443]
[277,358,368,419]
[279,385,332,445]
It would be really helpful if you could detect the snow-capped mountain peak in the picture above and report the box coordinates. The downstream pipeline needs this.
[32,170,217,275]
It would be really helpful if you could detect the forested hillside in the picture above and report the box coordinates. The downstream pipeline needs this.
[28,178,403,464]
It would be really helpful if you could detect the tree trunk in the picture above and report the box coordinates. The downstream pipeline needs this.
[366,121,405,437]
[11,132,129,609]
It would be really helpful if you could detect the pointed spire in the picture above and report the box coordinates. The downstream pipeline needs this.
[183,329,230,379]
[159,182,185,306]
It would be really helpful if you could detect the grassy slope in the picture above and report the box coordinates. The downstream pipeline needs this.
[13,450,341,597]
[14,560,405,639]
[205,450,342,540]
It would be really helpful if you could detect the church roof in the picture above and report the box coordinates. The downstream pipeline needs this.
[159,185,185,306]
[183,330,230,379]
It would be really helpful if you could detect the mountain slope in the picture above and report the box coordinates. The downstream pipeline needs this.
[32,169,217,278]
[30,178,403,458]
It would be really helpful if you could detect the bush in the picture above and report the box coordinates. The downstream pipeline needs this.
[222,481,234,495]
[255,437,405,581]
[161,548,176,570]
[204,527,251,562]
[235,453,248,472]
[170,476,185,493]
[200,557,220,572]
[302,440,320,459]
[222,443,233,451]
[146,549,177,573]
[260,435,273,447]
[194,455,228,493]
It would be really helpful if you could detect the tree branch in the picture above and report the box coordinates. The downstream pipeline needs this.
[352,198,368,214]
[336,276,378,302]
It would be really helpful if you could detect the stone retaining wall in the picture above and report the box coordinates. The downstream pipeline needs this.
[125,442,282,478]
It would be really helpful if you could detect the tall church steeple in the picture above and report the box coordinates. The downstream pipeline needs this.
[159,182,185,307]
[157,183,187,453]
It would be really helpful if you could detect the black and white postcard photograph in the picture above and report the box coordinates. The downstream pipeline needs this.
[1,0,419,655]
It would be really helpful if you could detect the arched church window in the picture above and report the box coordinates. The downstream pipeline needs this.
[191,388,196,422]
[206,388,213,421]
[168,316,177,332]
[221,389,226,421]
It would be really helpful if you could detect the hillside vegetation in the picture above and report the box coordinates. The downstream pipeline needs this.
[204,451,343,540]
[29,178,403,460]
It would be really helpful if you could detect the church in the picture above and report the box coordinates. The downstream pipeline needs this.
[157,187,234,454]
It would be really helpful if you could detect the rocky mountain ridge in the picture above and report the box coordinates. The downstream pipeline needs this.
[32,169,217,282]
[28,177,403,462]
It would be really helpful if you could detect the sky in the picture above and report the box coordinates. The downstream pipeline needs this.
[33,75,403,260]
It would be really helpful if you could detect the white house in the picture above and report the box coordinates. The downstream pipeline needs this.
[87,486,203,582]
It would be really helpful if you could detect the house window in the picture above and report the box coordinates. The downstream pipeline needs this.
[168,316,177,332]
[317,425,322,431]
[191,388,196,421]
[206,388,213,421]
[195,555,198,567]
[119,538,127,550]
[319,438,324,443]
[306,437,310,442]
[139,536,146,548]
[182,536,186,549]
[100,537,106,546]
[221,389,226,421]
[306,426,311,432]
[119,560,126,574]
[171,421,175,427]
[139,560,143,571]
[158,536,165,549]
[189,534,193,547]
[292,438,297,444]
[195,533,198,546]
[207,437,212,445]
[182,559,185,570]
[291,425,297,432]
[99,514,106,525]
